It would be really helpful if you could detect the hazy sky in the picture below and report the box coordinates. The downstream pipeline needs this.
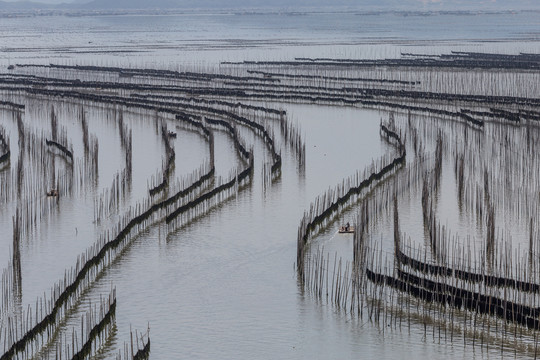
[2,0,538,9]
[4,0,65,2]
[0,0,513,3]
[1,0,76,3]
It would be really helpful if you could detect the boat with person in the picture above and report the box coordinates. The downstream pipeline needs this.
[338,222,354,233]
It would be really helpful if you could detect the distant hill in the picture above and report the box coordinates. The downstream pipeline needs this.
[77,0,382,10]
[70,0,540,10]
[0,1,53,9]
[0,0,539,11]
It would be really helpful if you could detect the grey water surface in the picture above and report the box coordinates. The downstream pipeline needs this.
[0,10,538,359]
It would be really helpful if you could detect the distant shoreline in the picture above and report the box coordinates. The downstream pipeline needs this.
[0,8,539,18]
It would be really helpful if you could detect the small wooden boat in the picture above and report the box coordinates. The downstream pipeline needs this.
[168,131,177,138]
[338,224,355,233]
[47,189,59,197]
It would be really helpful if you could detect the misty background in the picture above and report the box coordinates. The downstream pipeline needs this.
[0,0,539,11]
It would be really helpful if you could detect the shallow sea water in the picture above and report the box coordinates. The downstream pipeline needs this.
[0,10,539,359]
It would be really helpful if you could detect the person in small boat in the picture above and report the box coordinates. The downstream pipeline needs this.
[346,222,350,231]
[47,189,58,197]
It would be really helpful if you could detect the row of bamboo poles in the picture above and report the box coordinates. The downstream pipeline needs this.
[296,122,405,278]
[300,83,540,355]
[4,52,537,357]
[1,61,310,359]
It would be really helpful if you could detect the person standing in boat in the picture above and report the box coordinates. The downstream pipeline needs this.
[346,222,350,231]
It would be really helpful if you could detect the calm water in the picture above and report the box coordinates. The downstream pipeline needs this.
[0,10,539,359]
[0,10,539,67]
